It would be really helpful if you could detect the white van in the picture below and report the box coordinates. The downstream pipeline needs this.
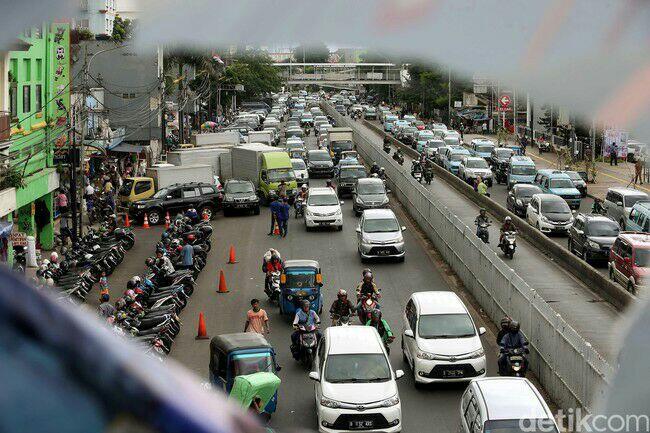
[460,377,559,433]
[310,326,404,432]
[402,291,486,384]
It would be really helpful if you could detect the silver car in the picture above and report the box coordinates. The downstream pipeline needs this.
[352,178,389,216]
[356,209,406,262]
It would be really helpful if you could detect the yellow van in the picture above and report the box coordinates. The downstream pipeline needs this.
[118,177,155,209]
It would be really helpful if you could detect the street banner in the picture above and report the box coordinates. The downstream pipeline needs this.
[603,129,629,159]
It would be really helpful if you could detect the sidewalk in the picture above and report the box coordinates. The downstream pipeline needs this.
[464,133,649,199]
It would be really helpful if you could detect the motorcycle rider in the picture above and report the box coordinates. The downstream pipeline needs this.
[499,216,517,248]
[262,249,283,294]
[592,197,606,215]
[366,309,394,347]
[411,159,422,175]
[496,316,512,346]
[155,249,175,275]
[370,162,380,175]
[291,300,321,360]
[393,148,404,163]
[498,320,528,375]
[356,272,380,317]
[474,208,490,237]
[378,167,386,180]
[329,289,356,325]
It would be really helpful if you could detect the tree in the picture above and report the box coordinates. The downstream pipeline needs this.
[221,51,283,101]
[293,42,330,63]
[111,15,133,42]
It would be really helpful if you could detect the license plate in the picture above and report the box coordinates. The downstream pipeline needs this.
[377,250,391,256]
[442,369,464,378]
[350,420,374,429]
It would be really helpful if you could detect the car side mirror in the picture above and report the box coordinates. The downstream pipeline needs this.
[309,371,320,382]
[356,227,361,233]
[401,226,407,232]
[166,195,172,200]
[395,370,405,380]
[404,329,414,338]
[340,201,345,205]
[576,229,584,235]
[479,327,486,336]
[616,201,623,207]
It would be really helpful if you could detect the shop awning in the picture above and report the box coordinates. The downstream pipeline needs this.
[110,143,144,153]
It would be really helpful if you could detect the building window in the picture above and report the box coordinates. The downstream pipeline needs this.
[35,85,42,112]
[9,84,17,119]
[36,59,42,81]
[22,85,31,114]
[23,59,31,81]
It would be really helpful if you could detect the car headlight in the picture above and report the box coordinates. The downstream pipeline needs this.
[516,199,523,206]
[381,197,389,205]
[287,295,293,300]
[136,204,145,208]
[335,209,342,216]
[540,215,549,223]
[380,395,400,407]
[468,348,485,358]
[588,240,600,249]
[248,195,258,200]
[356,197,365,205]
[416,349,441,360]
[320,397,341,408]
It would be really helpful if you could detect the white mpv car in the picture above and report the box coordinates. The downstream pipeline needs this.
[305,187,343,231]
[402,291,486,385]
[310,326,404,432]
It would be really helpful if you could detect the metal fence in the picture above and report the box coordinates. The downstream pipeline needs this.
[326,106,612,413]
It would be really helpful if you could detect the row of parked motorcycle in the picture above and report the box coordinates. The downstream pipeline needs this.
[37,222,136,303]
[108,216,213,359]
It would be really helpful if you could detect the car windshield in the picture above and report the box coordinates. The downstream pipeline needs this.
[286,130,303,137]
[516,186,543,198]
[496,149,514,158]
[475,145,494,153]
[230,353,274,377]
[624,195,648,207]
[484,419,559,433]
[291,159,307,169]
[324,354,391,383]
[268,169,296,183]
[340,168,366,179]
[419,132,434,139]
[404,127,418,134]
[467,159,489,169]
[331,141,354,151]
[386,116,398,122]
[363,218,400,233]
[308,194,339,206]
[309,152,331,162]
[565,171,582,180]
[634,248,650,267]
[119,179,134,196]
[450,154,467,162]
[587,221,619,237]
[418,314,475,339]
[511,166,537,175]
[427,140,445,148]
[285,272,316,288]
[541,199,570,214]
[152,188,170,199]
[225,182,253,194]
[549,178,575,189]
[358,183,385,195]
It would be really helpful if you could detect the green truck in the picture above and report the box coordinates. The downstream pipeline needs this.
[230,144,297,203]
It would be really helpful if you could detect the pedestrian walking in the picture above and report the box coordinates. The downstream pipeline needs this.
[244,299,270,334]
[98,271,110,298]
[459,123,465,141]
[180,240,194,270]
[268,197,281,236]
[56,189,68,216]
[278,180,287,198]
[634,155,644,185]
[482,122,488,134]
[610,142,618,166]
[59,213,71,246]
[98,293,115,318]
[278,197,290,238]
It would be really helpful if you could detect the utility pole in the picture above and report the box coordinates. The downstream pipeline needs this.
[178,63,184,145]
[513,89,517,135]
[447,66,451,126]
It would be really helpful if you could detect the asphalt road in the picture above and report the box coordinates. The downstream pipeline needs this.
[154,128,504,433]
[338,114,620,362]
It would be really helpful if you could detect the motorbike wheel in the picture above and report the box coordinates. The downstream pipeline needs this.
[204,240,212,252]
[183,284,194,297]
[302,349,314,368]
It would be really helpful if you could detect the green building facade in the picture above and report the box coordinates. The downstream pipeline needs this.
[7,23,70,251]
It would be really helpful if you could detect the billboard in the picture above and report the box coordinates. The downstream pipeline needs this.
[603,128,629,159]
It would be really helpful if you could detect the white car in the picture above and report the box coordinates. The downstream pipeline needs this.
[459,156,493,186]
[460,378,559,433]
[402,291,486,385]
[357,209,405,262]
[310,326,404,433]
[526,193,574,234]
[305,187,343,231]
[291,158,310,186]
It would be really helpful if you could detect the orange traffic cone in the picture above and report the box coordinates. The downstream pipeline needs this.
[228,245,237,264]
[217,269,229,293]
[165,211,171,229]
[124,213,131,228]
[273,220,280,235]
[195,312,209,340]
[143,213,150,229]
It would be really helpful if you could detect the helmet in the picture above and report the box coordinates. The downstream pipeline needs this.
[301,184,307,190]
[371,309,382,320]
[46,278,55,286]
[379,167,385,173]
[50,252,59,262]
[125,289,136,300]
[509,320,520,332]
[500,316,511,329]
[337,289,347,298]
[162,232,170,239]
[187,234,196,242]
[504,216,512,223]
[479,208,487,215]
[145,257,155,267]
[301,299,311,309]
[100,293,110,303]
[170,239,181,249]
[363,272,373,282]
[362,268,371,278]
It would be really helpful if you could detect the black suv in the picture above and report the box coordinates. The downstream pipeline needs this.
[568,213,620,264]
[506,184,543,217]
[221,179,260,216]
[129,182,222,225]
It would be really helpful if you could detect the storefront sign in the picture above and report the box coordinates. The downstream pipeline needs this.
[11,232,27,247]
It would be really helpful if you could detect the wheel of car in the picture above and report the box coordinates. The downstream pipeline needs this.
[582,247,590,264]
[253,206,260,215]
[337,225,343,232]
[200,205,214,220]
[398,255,405,263]
[147,210,161,225]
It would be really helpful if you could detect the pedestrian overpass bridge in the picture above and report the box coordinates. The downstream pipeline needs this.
[272,63,403,88]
